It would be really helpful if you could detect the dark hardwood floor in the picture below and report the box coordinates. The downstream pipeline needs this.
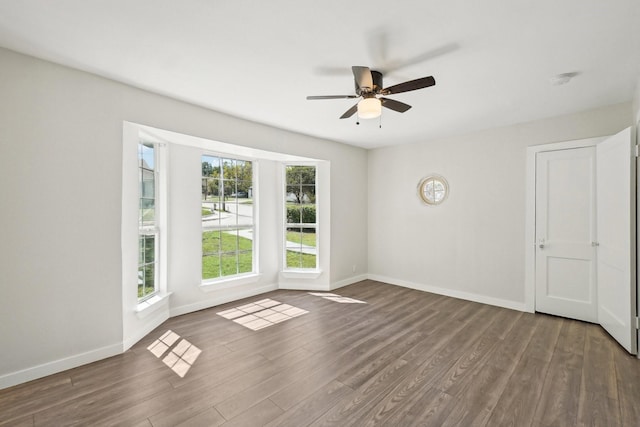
[2,280,640,426]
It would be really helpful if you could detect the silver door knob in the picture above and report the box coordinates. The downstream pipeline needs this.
[538,238,545,249]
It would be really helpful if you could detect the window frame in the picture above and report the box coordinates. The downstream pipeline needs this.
[138,141,160,302]
[201,152,257,283]
[283,163,319,271]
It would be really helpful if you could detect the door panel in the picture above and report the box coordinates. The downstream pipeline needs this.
[535,147,597,322]
[596,127,637,354]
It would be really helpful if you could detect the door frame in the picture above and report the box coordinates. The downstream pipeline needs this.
[524,136,607,313]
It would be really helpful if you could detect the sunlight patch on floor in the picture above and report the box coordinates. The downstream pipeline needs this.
[147,330,202,378]
[217,298,308,330]
[308,292,367,304]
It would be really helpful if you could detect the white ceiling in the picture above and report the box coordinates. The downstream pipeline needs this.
[0,0,638,149]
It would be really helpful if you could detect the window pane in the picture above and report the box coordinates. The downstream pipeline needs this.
[222,158,236,179]
[223,179,236,199]
[202,231,221,256]
[202,255,221,280]
[300,185,316,204]
[138,236,144,264]
[236,204,253,228]
[236,181,251,199]
[139,143,154,169]
[300,205,316,224]
[284,165,317,270]
[144,235,155,263]
[286,165,315,185]
[286,186,301,206]
[138,142,158,301]
[286,227,316,248]
[286,250,316,269]
[139,263,155,298]
[236,161,252,183]
[140,199,155,224]
[238,250,252,274]
[202,177,219,200]
[202,194,223,222]
[286,251,302,269]
[141,169,155,198]
[226,198,239,227]
[202,156,219,177]
[202,155,254,281]
[202,196,215,218]
[138,267,145,297]
[219,230,238,253]
[286,239,300,252]
[220,253,238,276]
[286,205,302,224]
[238,231,253,250]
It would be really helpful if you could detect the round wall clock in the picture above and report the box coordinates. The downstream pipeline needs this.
[418,175,449,206]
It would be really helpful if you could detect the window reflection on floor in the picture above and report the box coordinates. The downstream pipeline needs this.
[308,292,367,304]
[147,330,202,378]
[217,298,308,330]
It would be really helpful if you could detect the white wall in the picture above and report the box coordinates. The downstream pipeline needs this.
[368,102,632,310]
[633,75,640,355]
[634,76,640,125]
[0,47,368,388]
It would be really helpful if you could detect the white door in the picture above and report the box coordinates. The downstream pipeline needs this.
[596,127,637,354]
[535,147,598,322]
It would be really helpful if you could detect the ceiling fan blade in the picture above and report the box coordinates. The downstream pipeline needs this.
[380,97,412,113]
[382,76,435,95]
[313,66,352,76]
[352,66,373,91]
[307,95,358,100]
[381,42,459,74]
[340,103,359,119]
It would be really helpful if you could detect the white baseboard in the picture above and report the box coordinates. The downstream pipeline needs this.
[278,274,368,292]
[0,343,122,391]
[367,274,528,312]
[169,283,278,317]
[277,283,329,291]
[123,307,170,352]
[330,274,368,291]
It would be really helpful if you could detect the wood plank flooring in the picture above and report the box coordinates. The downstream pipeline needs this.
[2,280,640,426]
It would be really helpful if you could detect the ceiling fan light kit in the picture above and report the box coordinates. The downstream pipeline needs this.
[357,97,382,119]
[307,66,436,121]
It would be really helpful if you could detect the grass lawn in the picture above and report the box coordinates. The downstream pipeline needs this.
[202,231,252,279]
[201,229,317,277]
[286,231,316,247]
[286,251,316,269]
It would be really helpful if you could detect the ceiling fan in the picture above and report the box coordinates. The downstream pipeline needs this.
[306,66,436,120]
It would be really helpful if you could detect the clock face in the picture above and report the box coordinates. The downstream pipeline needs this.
[418,175,448,206]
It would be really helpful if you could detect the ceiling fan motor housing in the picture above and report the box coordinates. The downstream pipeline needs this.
[355,70,384,95]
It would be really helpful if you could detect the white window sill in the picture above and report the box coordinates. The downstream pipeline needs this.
[280,269,323,280]
[135,292,172,319]
[200,273,262,292]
